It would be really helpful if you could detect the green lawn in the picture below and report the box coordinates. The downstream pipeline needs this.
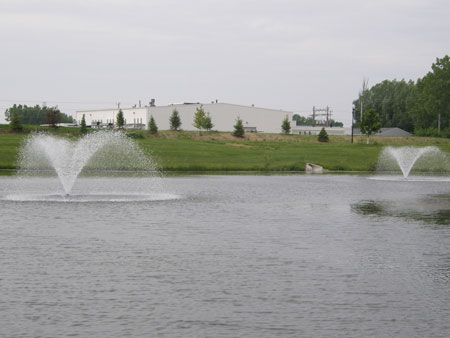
[137,138,382,171]
[0,133,24,169]
[1,126,450,171]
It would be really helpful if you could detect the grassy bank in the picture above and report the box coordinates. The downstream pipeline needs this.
[1,125,450,172]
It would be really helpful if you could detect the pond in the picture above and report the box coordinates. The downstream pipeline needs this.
[0,174,449,337]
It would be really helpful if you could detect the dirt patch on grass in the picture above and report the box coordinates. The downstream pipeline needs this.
[225,143,254,148]
[143,130,448,146]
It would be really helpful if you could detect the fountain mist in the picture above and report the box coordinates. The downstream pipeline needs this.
[377,146,447,178]
[18,131,159,194]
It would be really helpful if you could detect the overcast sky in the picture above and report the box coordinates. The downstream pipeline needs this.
[1,0,449,126]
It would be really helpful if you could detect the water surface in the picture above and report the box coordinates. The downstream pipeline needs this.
[0,175,449,337]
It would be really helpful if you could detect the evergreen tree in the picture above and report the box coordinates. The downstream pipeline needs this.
[233,117,245,137]
[9,110,23,132]
[360,108,381,144]
[80,114,87,134]
[148,115,158,134]
[116,109,125,129]
[318,127,329,142]
[204,113,214,131]
[281,115,291,134]
[169,109,182,131]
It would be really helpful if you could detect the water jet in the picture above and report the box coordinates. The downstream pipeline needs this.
[376,146,448,178]
[11,131,170,201]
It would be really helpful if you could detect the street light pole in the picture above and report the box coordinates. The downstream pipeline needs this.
[351,106,355,144]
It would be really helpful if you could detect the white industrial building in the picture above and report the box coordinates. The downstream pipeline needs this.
[76,102,294,134]
[291,126,348,135]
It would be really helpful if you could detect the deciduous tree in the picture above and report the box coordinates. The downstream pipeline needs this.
[351,55,450,135]
[360,108,381,144]
[4,104,73,125]
[281,115,291,134]
[193,105,206,134]
[411,55,450,134]
[46,107,61,128]
[9,110,23,132]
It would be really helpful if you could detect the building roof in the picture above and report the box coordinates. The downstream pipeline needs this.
[76,102,293,114]
[353,127,412,137]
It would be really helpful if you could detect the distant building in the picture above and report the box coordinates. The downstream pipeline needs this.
[292,126,347,136]
[352,128,412,137]
[292,126,413,137]
[76,102,294,134]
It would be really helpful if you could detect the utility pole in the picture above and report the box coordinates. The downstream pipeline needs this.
[312,106,316,127]
[310,106,332,127]
[360,78,368,122]
[360,100,363,122]
[438,113,441,134]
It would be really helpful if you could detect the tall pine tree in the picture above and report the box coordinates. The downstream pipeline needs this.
[116,109,125,129]
[80,114,87,134]
[169,109,181,131]
[233,117,245,138]
[148,115,158,134]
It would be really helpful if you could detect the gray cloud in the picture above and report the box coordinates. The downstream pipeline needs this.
[1,0,449,125]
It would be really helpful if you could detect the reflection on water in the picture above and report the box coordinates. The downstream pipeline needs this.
[352,194,450,226]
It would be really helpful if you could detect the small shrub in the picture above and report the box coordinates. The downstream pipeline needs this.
[126,132,144,139]
[318,128,329,142]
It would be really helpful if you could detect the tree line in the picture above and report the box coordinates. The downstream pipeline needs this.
[5,104,74,126]
[353,55,450,136]
[292,114,343,127]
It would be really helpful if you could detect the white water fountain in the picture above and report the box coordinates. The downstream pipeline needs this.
[7,131,178,202]
[376,146,449,179]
